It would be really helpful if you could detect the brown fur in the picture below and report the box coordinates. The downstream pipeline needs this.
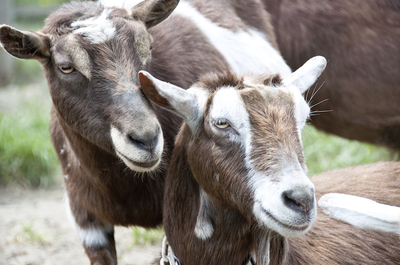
[263,0,400,150]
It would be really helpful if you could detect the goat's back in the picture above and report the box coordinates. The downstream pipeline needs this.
[265,0,400,149]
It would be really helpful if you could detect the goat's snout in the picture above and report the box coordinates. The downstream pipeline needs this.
[127,130,159,153]
[283,188,315,213]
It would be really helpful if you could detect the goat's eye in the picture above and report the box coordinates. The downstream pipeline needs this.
[214,119,230,129]
[58,65,75,74]
[149,44,153,53]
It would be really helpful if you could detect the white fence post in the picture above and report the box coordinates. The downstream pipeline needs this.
[0,0,15,87]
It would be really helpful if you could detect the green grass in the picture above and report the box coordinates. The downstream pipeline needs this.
[303,125,395,176]
[0,94,59,187]
[129,227,165,247]
[8,222,48,244]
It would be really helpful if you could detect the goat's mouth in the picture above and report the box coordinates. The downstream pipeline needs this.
[260,207,312,232]
[116,150,161,172]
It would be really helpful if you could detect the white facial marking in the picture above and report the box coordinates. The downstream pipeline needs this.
[209,87,251,143]
[319,193,400,235]
[110,125,164,172]
[174,2,292,78]
[72,8,116,44]
[65,195,113,247]
[250,157,315,237]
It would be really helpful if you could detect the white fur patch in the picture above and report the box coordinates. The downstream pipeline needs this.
[72,8,116,44]
[319,193,400,234]
[174,2,291,78]
[194,189,214,240]
[209,87,251,143]
[65,195,113,247]
[110,125,163,172]
[77,225,113,247]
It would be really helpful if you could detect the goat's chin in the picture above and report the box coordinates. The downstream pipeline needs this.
[253,202,316,238]
[110,126,164,173]
[117,152,162,173]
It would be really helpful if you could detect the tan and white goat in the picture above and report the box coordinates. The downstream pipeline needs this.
[139,58,400,265]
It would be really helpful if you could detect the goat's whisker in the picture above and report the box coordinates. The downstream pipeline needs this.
[307,81,326,105]
[309,98,329,110]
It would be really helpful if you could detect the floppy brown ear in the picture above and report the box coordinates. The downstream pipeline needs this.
[0,25,50,61]
[131,0,179,29]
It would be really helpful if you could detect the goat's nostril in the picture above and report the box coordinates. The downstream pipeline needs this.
[283,190,314,213]
[127,133,158,151]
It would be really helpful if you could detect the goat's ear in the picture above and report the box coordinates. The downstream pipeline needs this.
[282,56,327,94]
[0,25,50,61]
[131,0,179,29]
[319,193,400,235]
[139,71,200,126]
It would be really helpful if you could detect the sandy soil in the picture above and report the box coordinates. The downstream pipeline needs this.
[0,185,162,265]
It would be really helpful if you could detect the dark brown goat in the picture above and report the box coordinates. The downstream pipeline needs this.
[140,58,400,265]
[264,0,400,150]
[0,0,290,263]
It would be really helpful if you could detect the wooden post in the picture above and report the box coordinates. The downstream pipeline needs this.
[0,0,15,87]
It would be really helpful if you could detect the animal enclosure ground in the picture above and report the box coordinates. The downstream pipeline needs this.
[0,184,162,265]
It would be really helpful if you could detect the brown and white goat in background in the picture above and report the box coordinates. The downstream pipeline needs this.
[319,162,400,236]
[0,0,290,263]
[139,56,400,265]
[264,0,400,150]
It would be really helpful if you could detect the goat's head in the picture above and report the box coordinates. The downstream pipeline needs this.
[0,0,179,172]
[140,56,326,237]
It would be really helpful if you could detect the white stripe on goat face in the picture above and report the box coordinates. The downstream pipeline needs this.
[243,84,315,238]
[208,87,251,144]
[72,8,116,44]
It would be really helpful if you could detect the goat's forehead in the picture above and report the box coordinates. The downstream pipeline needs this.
[210,87,248,123]
[69,7,116,44]
[68,5,148,45]
[209,86,301,120]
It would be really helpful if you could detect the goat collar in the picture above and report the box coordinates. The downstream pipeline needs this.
[160,237,181,265]
[160,236,256,265]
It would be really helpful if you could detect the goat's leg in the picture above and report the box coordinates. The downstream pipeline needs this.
[83,230,117,265]
[66,195,117,265]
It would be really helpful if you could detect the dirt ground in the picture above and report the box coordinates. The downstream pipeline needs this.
[0,184,162,265]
